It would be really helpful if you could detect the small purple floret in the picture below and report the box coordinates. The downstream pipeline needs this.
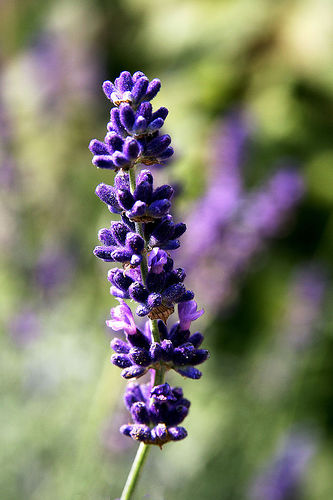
[148,248,168,274]
[106,299,137,335]
[178,300,204,331]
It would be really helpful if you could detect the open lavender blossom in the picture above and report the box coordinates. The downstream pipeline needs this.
[106,299,137,335]
[90,71,208,454]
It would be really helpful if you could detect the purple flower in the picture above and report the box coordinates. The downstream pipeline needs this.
[95,169,174,222]
[178,300,204,331]
[89,73,173,171]
[8,308,40,346]
[120,382,189,445]
[89,134,141,171]
[115,102,168,137]
[108,252,194,322]
[91,71,209,450]
[180,112,304,314]
[148,248,168,274]
[250,430,316,500]
[106,300,137,335]
[145,214,186,251]
[102,71,161,108]
[89,132,173,171]
[109,315,208,380]
[93,220,145,267]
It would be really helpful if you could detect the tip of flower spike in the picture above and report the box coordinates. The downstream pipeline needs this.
[102,72,162,108]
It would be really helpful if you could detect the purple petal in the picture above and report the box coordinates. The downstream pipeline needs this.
[102,80,115,99]
[89,139,109,155]
[148,247,168,273]
[106,299,137,335]
[178,300,204,331]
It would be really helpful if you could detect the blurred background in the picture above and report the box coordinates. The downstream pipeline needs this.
[1,0,333,498]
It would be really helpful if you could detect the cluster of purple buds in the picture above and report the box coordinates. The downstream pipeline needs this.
[120,382,189,446]
[90,71,208,446]
[89,72,173,171]
[96,169,173,221]
[107,248,194,321]
[108,299,207,380]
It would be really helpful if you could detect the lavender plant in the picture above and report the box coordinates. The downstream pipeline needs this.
[89,71,208,499]
[181,113,304,314]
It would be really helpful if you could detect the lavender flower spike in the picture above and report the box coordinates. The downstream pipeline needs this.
[90,71,208,499]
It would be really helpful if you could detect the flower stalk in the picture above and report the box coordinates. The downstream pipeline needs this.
[120,442,150,500]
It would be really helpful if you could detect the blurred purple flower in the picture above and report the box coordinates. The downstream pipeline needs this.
[252,264,327,400]
[35,246,75,296]
[243,169,304,238]
[8,308,40,346]
[184,111,250,255]
[250,430,316,500]
[180,113,304,313]
[0,158,17,190]
[283,266,327,348]
[23,24,100,116]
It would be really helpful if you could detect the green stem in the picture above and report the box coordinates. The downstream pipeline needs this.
[149,318,160,343]
[119,442,150,500]
[150,318,164,385]
[118,167,165,500]
[129,168,148,282]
